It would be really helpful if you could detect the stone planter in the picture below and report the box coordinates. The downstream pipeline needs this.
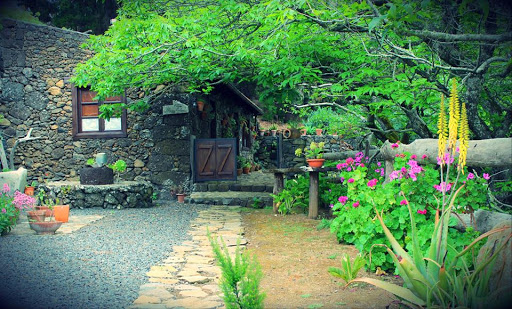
[29,221,63,235]
[80,167,114,185]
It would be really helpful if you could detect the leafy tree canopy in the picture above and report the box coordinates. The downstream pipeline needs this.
[72,0,512,142]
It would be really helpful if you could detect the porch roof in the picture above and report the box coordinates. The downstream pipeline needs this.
[225,83,263,115]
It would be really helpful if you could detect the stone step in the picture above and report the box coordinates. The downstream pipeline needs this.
[187,191,273,207]
[193,182,273,193]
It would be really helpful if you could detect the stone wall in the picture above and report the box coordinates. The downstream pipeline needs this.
[0,19,261,193]
[41,181,154,209]
[255,135,355,168]
[0,19,196,191]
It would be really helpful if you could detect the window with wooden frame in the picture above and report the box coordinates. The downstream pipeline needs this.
[72,86,127,139]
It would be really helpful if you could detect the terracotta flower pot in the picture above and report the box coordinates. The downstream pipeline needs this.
[315,129,323,136]
[24,186,35,196]
[242,167,250,174]
[29,221,63,235]
[53,205,70,223]
[27,210,47,222]
[259,130,266,137]
[197,100,205,111]
[176,194,186,203]
[271,130,277,137]
[237,168,243,176]
[307,159,325,168]
[301,129,307,136]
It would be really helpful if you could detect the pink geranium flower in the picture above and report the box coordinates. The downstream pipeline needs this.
[411,155,417,159]
[346,157,354,165]
[434,182,452,192]
[338,196,348,205]
[347,178,355,183]
[391,143,399,149]
[352,201,360,208]
[2,183,10,193]
[400,199,408,205]
[483,173,490,180]
[467,173,475,180]
[367,179,378,188]
[417,209,427,215]
[421,154,428,159]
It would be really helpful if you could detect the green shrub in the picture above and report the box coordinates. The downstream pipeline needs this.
[208,233,265,309]
[329,150,488,272]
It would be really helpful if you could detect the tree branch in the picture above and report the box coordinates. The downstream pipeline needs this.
[407,30,512,43]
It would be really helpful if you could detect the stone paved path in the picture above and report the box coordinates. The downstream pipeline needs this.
[130,206,245,309]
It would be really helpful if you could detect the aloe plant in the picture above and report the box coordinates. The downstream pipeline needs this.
[349,80,512,308]
[328,253,366,283]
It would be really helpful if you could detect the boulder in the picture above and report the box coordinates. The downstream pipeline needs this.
[477,221,512,305]
[453,209,512,233]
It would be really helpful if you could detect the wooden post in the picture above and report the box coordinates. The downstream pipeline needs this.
[308,171,319,219]
[273,172,284,214]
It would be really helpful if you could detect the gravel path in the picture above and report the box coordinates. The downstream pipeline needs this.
[0,202,208,309]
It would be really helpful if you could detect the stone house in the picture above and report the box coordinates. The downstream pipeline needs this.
[0,18,262,191]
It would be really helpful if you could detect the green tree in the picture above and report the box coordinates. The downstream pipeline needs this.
[72,0,512,141]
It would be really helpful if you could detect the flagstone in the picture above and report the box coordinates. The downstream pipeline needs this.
[179,289,209,298]
[133,295,162,304]
[180,275,211,284]
[164,298,221,309]
[148,278,179,285]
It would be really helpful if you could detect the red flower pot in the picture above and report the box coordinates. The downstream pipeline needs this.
[307,159,325,168]
[176,194,186,203]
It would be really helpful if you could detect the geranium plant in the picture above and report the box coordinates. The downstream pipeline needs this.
[348,79,511,308]
[1,183,36,234]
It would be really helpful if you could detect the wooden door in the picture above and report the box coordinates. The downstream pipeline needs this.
[194,138,236,182]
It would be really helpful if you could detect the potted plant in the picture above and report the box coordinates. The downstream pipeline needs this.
[242,161,251,174]
[171,185,186,203]
[80,153,114,185]
[108,159,127,183]
[30,190,63,234]
[196,98,205,112]
[269,123,278,136]
[236,156,245,176]
[295,141,325,168]
[35,189,70,223]
[1,183,36,235]
[24,180,38,196]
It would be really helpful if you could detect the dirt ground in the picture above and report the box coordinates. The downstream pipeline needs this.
[242,208,401,309]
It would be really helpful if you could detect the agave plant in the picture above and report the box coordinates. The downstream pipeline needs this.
[350,80,512,308]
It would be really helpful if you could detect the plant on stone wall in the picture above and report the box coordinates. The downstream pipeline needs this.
[208,232,265,309]
[108,159,127,182]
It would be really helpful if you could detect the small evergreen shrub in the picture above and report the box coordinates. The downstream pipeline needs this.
[208,232,266,309]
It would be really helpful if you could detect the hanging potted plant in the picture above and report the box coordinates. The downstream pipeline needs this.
[196,99,206,112]
[295,141,325,168]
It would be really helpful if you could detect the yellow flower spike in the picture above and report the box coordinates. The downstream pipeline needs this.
[310,142,317,150]
[458,101,469,172]
[437,94,448,163]
[448,79,460,154]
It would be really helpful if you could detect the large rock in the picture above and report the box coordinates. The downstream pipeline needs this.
[0,167,27,192]
[477,221,512,305]
[453,209,512,233]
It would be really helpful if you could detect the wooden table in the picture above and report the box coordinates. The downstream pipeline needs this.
[265,166,338,219]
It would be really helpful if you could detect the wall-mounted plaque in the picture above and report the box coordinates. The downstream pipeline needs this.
[162,100,189,115]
